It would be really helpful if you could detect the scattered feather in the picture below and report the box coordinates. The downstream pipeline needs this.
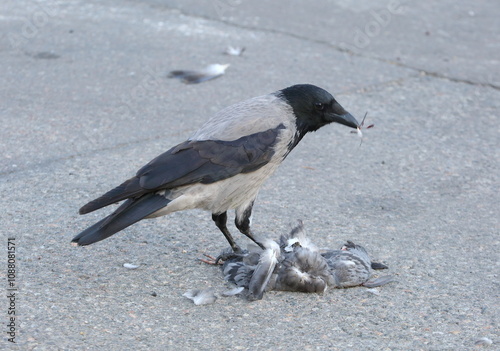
[366,288,380,295]
[183,288,217,305]
[221,287,245,297]
[363,275,395,288]
[247,240,280,301]
[224,46,245,56]
[475,337,493,347]
[123,263,139,269]
[168,63,230,84]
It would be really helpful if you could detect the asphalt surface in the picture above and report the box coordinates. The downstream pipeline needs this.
[1,0,499,350]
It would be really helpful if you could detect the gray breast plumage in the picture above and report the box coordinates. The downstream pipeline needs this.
[190,94,296,142]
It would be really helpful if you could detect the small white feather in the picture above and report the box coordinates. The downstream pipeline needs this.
[221,287,245,297]
[366,288,380,295]
[183,289,217,305]
[123,263,139,269]
[204,63,230,75]
[168,64,230,84]
[475,337,493,346]
[224,46,245,56]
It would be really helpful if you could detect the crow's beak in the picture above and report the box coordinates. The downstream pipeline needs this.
[328,101,359,129]
[331,111,359,129]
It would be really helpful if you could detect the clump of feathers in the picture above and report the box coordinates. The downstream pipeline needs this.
[221,220,394,301]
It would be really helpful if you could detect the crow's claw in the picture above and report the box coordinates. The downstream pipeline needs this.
[199,254,220,265]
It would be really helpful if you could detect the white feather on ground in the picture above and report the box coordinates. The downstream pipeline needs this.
[183,288,218,305]
[224,46,245,56]
[168,64,230,84]
[123,263,139,269]
[221,287,245,297]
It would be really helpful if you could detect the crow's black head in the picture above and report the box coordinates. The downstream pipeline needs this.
[278,84,359,135]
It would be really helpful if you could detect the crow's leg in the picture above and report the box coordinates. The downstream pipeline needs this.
[199,253,220,265]
[235,202,265,249]
[199,252,240,265]
[200,250,250,265]
[212,212,241,252]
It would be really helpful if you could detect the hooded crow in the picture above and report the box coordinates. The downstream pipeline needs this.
[72,84,359,251]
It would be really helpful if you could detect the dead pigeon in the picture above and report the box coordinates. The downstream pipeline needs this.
[221,221,393,300]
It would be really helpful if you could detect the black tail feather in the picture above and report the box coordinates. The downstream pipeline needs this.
[72,194,170,246]
[79,177,144,215]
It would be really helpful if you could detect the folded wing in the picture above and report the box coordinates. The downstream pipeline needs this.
[80,125,284,214]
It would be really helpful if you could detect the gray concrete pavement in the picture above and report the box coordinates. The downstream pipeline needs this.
[1,0,498,350]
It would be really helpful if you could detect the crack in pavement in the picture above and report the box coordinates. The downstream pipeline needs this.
[150,3,499,91]
[3,1,497,176]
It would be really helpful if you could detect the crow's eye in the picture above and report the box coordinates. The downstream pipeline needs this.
[314,102,325,111]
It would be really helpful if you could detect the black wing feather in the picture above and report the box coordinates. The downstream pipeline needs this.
[79,125,284,214]
[139,125,283,189]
